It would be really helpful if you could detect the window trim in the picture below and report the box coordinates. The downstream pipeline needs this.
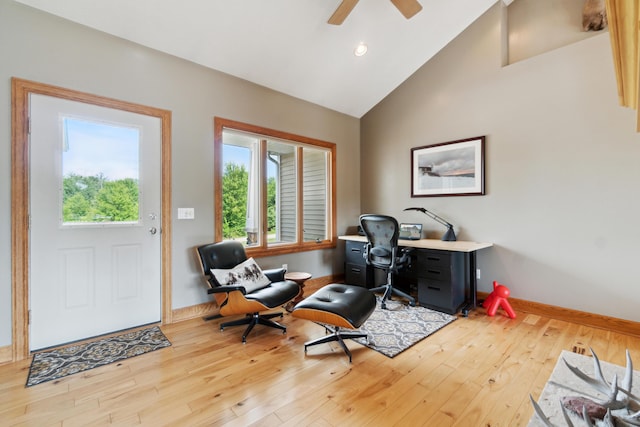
[214,117,337,257]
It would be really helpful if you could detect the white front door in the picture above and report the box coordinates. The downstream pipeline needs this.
[29,94,162,350]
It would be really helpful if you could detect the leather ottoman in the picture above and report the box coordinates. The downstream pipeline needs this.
[291,283,376,362]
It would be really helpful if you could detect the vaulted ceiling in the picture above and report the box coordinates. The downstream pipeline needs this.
[15,0,499,118]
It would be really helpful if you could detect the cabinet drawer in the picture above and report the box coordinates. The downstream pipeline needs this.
[422,266,451,281]
[416,250,451,281]
[345,241,367,264]
[418,279,464,315]
[423,250,451,269]
[419,280,452,308]
[345,262,367,287]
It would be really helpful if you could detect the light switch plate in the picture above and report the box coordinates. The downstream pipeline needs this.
[178,208,195,219]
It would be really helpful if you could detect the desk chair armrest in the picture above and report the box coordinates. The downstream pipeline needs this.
[263,267,286,283]
[398,247,414,268]
[362,242,371,265]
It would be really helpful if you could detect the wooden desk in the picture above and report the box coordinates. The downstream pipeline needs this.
[339,235,492,252]
[339,235,493,316]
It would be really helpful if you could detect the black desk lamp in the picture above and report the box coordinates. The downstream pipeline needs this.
[404,207,457,241]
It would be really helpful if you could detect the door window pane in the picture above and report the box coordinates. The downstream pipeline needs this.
[61,118,140,224]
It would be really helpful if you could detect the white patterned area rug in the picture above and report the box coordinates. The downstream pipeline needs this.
[26,326,171,387]
[354,298,457,358]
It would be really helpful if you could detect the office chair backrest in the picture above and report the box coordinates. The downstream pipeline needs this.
[359,214,400,271]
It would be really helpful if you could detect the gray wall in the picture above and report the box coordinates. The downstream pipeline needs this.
[361,4,640,321]
[0,1,361,347]
[3,0,636,350]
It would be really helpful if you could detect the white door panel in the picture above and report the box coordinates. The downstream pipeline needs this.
[29,94,161,350]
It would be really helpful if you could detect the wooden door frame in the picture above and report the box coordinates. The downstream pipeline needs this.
[11,78,172,361]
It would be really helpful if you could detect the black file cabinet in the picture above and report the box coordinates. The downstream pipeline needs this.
[416,249,466,315]
[344,240,388,288]
[344,240,370,287]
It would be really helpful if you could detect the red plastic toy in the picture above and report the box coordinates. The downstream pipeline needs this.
[482,281,516,318]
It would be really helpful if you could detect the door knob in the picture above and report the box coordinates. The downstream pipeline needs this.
[149,227,157,235]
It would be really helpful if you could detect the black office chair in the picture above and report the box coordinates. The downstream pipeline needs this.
[359,214,416,309]
[196,241,300,343]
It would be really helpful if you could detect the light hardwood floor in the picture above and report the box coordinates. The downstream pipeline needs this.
[1,305,639,426]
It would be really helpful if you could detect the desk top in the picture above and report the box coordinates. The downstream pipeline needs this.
[339,235,493,253]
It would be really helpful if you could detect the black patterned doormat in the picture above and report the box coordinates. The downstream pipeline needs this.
[354,298,457,358]
[26,326,171,387]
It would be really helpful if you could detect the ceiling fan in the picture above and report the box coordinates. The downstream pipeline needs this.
[328,0,423,25]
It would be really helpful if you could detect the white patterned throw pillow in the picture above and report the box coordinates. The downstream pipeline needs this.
[210,257,271,294]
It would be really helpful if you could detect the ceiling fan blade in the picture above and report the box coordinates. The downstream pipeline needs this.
[390,0,423,19]
[328,0,359,25]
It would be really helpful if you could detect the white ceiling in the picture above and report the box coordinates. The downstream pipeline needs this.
[15,0,498,118]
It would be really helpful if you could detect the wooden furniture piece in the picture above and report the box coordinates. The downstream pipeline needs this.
[339,235,492,316]
[605,0,639,131]
[284,271,312,312]
[291,283,376,362]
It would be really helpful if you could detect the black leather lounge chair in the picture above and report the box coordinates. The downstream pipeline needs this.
[196,241,300,343]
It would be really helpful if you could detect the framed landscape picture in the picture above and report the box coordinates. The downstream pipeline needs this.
[411,136,485,197]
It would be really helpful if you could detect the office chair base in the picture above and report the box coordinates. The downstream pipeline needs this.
[303,325,368,363]
[370,284,416,309]
[220,312,286,343]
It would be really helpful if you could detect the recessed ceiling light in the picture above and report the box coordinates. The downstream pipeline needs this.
[354,43,368,57]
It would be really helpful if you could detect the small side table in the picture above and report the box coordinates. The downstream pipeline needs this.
[284,271,312,312]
